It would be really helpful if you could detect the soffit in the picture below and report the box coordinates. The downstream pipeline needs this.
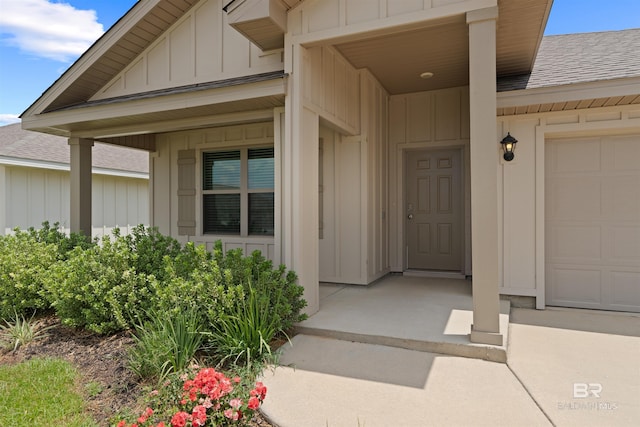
[334,0,551,95]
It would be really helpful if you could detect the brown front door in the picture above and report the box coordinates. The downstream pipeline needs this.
[406,149,463,271]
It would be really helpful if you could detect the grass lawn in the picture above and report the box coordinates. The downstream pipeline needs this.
[0,357,97,427]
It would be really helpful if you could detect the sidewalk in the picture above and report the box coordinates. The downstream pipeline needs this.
[260,308,640,426]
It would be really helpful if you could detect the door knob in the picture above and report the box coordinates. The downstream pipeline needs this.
[407,214,413,220]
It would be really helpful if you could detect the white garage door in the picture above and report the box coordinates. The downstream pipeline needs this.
[546,135,640,312]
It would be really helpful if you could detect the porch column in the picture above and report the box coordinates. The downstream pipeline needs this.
[283,41,320,315]
[467,7,503,346]
[68,137,93,237]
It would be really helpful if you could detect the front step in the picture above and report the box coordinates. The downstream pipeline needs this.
[296,322,508,363]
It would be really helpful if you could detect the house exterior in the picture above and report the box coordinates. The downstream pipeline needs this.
[0,123,149,237]
[20,0,640,346]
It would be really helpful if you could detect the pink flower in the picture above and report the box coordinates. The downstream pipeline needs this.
[150,389,159,396]
[233,376,241,383]
[223,409,241,421]
[171,411,191,427]
[191,405,207,426]
[229,398,243,409]
[157,423,166,427]
[117,422,126,427]
[250,382,267,400]
[248,396,261,410]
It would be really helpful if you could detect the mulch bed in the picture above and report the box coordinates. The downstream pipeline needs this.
[0,315,275,426]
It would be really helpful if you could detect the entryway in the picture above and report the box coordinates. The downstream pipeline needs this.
[405,149,464,272]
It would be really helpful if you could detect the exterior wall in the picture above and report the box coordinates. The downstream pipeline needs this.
[91,0,284,102]
[2,165,148,238]
[388,86,471,274]
[152,121,278,262]
[288,0,495,42]
[303,46,360,135]
[497,103,640,306]
[307,46,388,285]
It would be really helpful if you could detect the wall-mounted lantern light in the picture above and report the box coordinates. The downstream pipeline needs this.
[500,132,518,161]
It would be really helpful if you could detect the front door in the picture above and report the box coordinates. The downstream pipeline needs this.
[406,149,463,271]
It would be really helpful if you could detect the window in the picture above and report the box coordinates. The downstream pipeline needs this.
[202,147,274,236]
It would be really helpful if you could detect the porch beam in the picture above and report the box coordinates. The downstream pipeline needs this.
[467,7,503,346]
[68,137,93,237]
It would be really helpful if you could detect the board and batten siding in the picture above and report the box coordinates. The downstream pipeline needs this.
[313,51,389,284]
[388,86,471,275]
[91,0,284,102]
[153,121,278,262]
[497,104,640,306]
[1,165,148,237]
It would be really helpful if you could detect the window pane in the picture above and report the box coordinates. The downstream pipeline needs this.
[248,148,274,189]
[248,193,274,236]
[203,151,240,190]
[203,194,240,234]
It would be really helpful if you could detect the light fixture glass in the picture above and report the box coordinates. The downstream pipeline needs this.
[420,71,434,79]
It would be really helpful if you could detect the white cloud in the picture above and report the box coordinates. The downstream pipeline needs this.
[0,0,104,62]
[0,114,21,126]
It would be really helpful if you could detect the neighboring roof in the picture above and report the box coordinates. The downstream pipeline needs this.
[0,123,148,175]
[498,29,640,92]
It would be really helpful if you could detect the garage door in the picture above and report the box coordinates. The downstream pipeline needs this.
[546,135,640,312]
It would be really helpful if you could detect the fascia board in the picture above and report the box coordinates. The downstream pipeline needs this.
[21,0,162,118]
[22,78,286,133]
[497,77,640,109]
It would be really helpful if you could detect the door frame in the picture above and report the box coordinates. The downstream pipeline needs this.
[397,143,471,274]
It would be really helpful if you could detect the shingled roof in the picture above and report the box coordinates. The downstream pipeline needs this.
[498,28,640,92]
[0,123,148,175]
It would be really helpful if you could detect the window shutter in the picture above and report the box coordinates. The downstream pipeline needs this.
[177,149,196,236]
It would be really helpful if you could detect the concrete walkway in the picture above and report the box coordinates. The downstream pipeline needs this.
[261,308,640,426]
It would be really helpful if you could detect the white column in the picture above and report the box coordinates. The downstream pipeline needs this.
[68,138,93,237]
[0,165,6,235]
[467,6,503,346]
[283,40,320,316]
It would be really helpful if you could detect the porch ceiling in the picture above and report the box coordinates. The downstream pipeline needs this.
[334,0,552,95]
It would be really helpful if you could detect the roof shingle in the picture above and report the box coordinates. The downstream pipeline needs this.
[498,28,640,92]
[0,123,148,174]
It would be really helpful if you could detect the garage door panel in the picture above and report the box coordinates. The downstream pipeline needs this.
[552,139,601,172]
[548,225,601,260]
[549,177,601,220]
[609,226,640,262]
[609,135,640,171]
[611,271,640,308]
[548,266,602,304]
[601,176,640,221]
[546,135,640,313]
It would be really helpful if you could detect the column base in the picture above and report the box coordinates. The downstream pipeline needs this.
[470,325,504,346]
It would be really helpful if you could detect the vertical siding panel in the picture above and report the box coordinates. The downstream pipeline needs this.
[127,181,139,227]
[92,175,104,227]
[115,180,129,228]
[29,170,46,228]
[103,179,116,227]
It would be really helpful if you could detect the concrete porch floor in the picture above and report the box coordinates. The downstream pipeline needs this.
[295,275,510,363]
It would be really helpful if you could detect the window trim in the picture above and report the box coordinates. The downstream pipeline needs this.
[201,145,274,237]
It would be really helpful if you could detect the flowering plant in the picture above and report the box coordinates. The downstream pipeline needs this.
[115,366,267,427]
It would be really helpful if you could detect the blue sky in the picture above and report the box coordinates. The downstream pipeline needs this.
[0,0,639,126]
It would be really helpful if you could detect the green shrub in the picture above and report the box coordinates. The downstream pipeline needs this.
[0,230,58,318]
[213,241,307,331]
[128,308,204,382]
[27,221,94,259]
[204,283,281,367]
[123,225,183,282]
[44,235,157,334]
